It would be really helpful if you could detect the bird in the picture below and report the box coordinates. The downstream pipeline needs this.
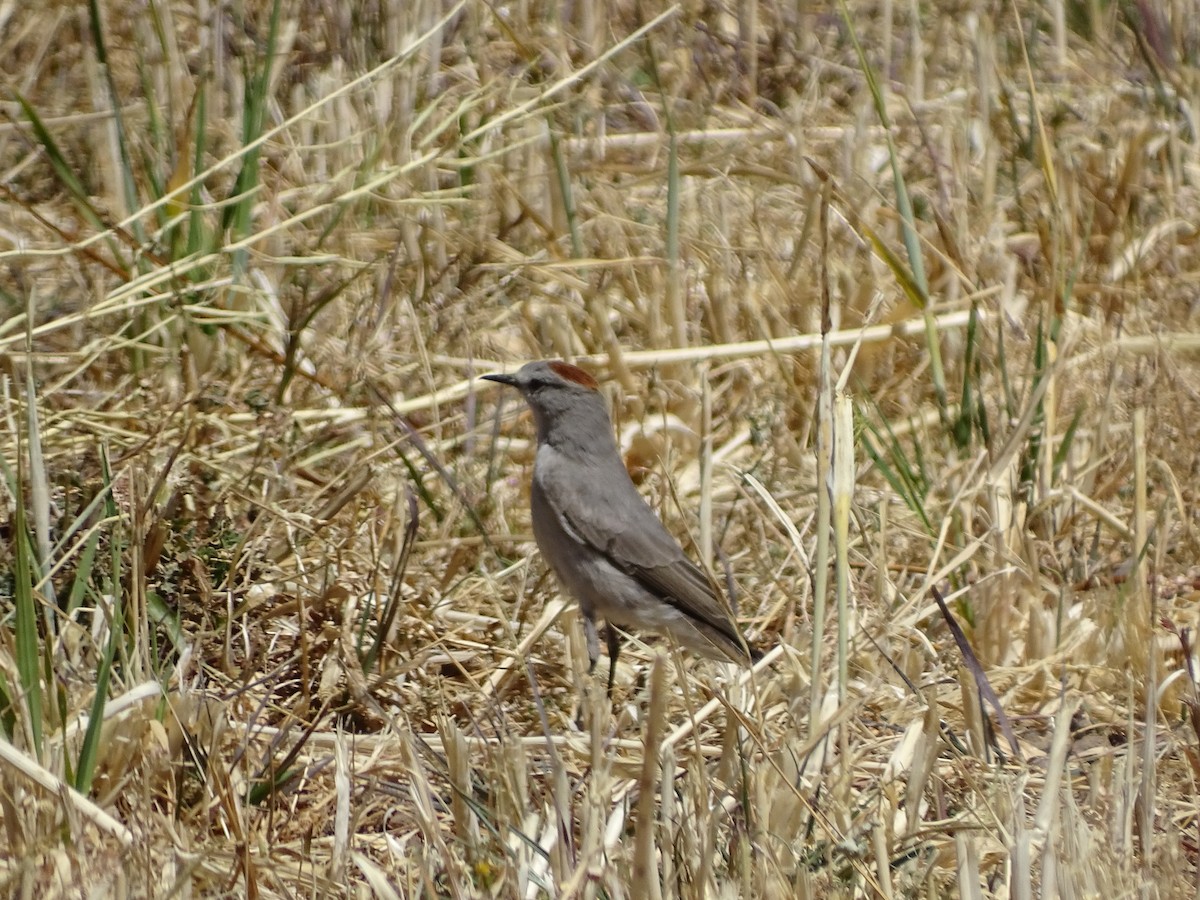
[482,359,760,692]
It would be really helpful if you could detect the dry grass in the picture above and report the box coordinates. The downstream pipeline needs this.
[2,0,1200,896]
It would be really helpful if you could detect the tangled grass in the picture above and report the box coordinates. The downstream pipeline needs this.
[1,0,1199,895]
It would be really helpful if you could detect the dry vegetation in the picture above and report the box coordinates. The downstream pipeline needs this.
[2,0,1200,896]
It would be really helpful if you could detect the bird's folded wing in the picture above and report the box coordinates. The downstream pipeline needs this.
[546,465,745,647]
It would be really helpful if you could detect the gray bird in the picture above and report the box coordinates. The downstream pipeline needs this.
[483,359,760,691]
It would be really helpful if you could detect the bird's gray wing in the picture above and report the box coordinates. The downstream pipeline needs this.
[538,452,746,650]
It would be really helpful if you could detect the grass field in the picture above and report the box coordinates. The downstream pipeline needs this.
[2,0,1200,896]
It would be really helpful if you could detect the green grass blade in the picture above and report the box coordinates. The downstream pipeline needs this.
[859,416,934,536]
[838,0,948,418]
[76,452,123,793]
[222,0,282,243]
[13,489,45,759]
[86,0,142,233]
[11,93,106,234]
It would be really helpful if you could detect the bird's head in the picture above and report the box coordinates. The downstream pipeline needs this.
[482,360,612,451]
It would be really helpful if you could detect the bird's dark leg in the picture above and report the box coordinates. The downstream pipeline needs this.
[582,614,601,674]
[575,614,609,731]
[605,625,621,697]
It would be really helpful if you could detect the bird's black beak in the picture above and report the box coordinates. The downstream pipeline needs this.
[481,372,517,387]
